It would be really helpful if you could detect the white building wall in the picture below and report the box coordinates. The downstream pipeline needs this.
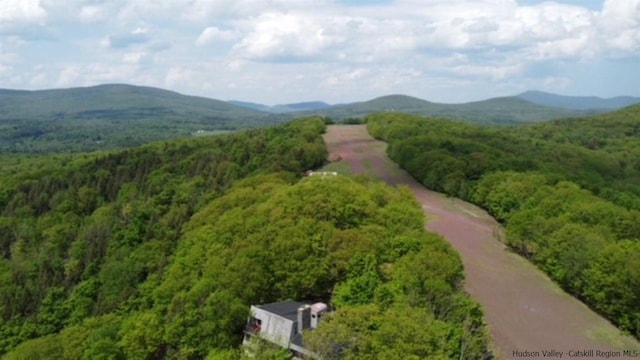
[250,306,295,348]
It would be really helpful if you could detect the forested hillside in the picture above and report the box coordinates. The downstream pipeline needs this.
[0,117,489,359]
[0,84,287,153]
[367,106,640,339]
[299,94,587,124]
[1,83,606,154]
[518,91,640,111]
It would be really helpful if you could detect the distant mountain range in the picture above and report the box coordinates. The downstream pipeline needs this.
[1,83,638,153]
[230,94,599,125]
[322,95,593,124]
[0,84,285,152]
[228,100,331,113]
[230,92,640,116]
[0,84,276,123]
[517,91,640,111]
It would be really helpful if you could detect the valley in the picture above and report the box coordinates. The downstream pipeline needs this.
[4,83,635,154]
[4,0,640,358]
[1,82,639,359]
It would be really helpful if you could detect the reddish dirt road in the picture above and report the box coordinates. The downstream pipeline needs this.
[323,125,640,359]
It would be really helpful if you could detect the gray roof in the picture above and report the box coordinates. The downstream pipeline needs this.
[256,300,305,322]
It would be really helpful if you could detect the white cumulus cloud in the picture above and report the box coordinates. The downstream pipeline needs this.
[234,12,344,61]
[0,0,47,24]
[1,0,639,103]
[78,5,106,23]
[597,0,640,53]
[196,27,235,46]
[123,52,147,64]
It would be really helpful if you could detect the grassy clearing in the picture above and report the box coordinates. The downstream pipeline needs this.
[322,124,640,355]
[360,158,375,176]
[318,160,354,175]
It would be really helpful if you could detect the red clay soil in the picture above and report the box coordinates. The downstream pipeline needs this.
[323,125,640,359]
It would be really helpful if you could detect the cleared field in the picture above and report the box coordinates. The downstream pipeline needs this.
[322,124,640,359]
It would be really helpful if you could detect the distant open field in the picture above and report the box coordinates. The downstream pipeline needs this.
[322,124,640,359]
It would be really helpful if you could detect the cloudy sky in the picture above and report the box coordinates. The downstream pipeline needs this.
[0,0,638,104]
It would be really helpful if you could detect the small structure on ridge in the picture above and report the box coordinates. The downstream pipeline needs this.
[243,300,329,359]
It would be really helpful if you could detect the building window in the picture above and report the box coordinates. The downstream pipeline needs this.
[248,317,262,333]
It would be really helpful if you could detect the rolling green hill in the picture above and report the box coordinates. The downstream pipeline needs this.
[0,84,287,153]
[2,83,621,153]
[518,90,640,111]
[226,100,270,112]
[0,118,489,359]
[300,94,589,124]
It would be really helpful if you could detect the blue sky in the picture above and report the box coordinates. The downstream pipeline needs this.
[0,0,638,104]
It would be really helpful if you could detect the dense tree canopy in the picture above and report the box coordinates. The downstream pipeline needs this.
[367,105,640,339]
[1,117,489,359]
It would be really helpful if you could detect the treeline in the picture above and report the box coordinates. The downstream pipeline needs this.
[0,118,327,357]
[0,117,489,359]
[0,84,290,154]
[367,106,640,339]
[1,117,247,153]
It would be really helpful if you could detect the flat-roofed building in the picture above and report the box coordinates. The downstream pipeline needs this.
[243,300,329,359]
